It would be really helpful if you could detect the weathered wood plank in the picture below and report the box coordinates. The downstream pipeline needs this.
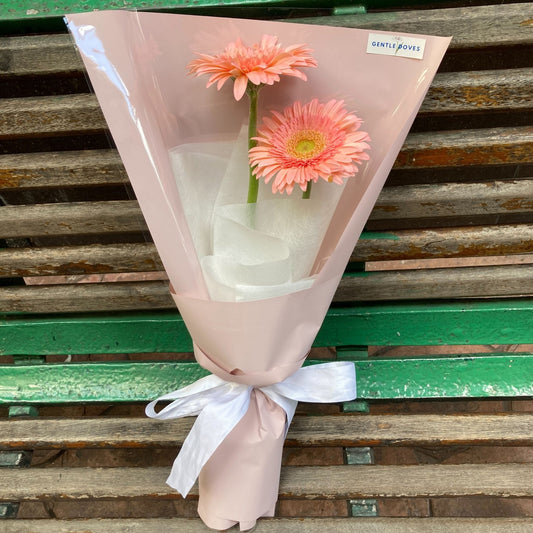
[1,414,532,449]
[2,176,532,239]
[1,224,530,277]
[371,180,533,222]
[1,264,531,311]
[1,3,531,79]
[0,242,162,277]
[2,464,532,500]
[0,281,170,312]
[336,264,533,302]
[394,127,533,169]
[0,201,147,238]
[1,127,530,190]
[353,224,533,262]
[291,3,533,49]
[0,94,105,138]
[0,150,124,189]
[420,69,533,114]
[3,518,533,533]
[0,34,81,76]
[1,69,530,137]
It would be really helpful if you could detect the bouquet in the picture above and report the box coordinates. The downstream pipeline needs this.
[66,10,450,531]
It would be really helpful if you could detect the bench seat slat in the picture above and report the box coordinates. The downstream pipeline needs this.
[1,300,531,352]
[0,201,146,238]
[0,2,531,79]
[3,518,533,533]
[394,127,533,169]
[0,127,530,191]
[1,263,531,311]
[0,94,104,138]
[3,176,533,238]
[1,224,530,277]
[291,3,533,50]
[419,68,533,114]
[354,224,533,262]
[338,264,533,301]
[0,242,161,277]
[2,464,532,500]
[0,150,123,189]
[1,355,531,403]
[1,414,532,449]
[371,180,533,222]
[1,69,531,137]
[0,34,80,76]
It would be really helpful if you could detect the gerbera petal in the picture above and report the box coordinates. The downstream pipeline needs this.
[249,99,371,195]
[186,35,317,101]
[233,75,249,101]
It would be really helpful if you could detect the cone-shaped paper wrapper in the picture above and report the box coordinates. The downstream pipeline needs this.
[66,10,450,530]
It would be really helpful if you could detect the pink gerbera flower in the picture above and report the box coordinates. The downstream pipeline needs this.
[249,99,371,195]
[187,35,317,101]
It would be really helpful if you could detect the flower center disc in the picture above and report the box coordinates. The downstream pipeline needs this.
[288,130,326,160]
[296,139,316,154]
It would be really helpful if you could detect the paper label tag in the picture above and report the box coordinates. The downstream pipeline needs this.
[367,33,426,60]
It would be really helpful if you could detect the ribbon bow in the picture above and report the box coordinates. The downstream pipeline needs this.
[146,361,357,496]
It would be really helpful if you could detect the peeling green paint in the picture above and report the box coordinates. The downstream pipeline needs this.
[0,354,531,405]
[359,231,400,241]
[0,0,463,33]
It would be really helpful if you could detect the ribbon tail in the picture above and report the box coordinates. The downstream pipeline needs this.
[166,384,253,497]
[145,374,228,420]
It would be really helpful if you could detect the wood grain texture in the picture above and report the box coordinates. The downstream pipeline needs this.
[2,464,532,500]
[394,127,533,169]
[353,224,533,262]
[0,94,105,138]
[335,264,533,302]
[2,178,532,239]
[290,3,533,49]
[0,34,81,76]
[1,414,532,449]
[3,518,533,533]
[1,127,530,191]
[1,223,531,277]
[0,242,162,277]
[0,150,124,190]
[0,281,171,312]
[0,2,531,79]
[371,180,533,222]
[1,264,532,311]
[0,201,147,238]
[419,69,533,114]
[1,69,530,137]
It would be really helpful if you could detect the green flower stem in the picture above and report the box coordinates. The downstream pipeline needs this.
[247,86,259,204]
[302,180,312,199]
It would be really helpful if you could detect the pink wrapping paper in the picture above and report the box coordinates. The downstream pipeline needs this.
[198,389,285,530]
[66,10,450,530]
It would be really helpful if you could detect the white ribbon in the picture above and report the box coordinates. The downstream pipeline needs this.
[145,361,357,497]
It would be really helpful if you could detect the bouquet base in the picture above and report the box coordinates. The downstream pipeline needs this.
[197,389,285,531]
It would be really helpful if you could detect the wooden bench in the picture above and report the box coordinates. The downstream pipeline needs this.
[1,1,533,531]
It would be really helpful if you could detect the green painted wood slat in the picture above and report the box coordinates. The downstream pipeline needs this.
[1,299,533,355]
[0,353,532,404]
